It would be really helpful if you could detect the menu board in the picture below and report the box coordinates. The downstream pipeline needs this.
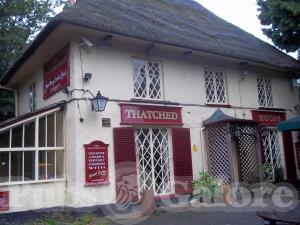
[0,191,9,211]
[84,141,109,186]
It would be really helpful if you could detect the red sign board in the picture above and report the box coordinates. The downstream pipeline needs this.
[84,141,109,186]
[0,191,9,211]
[252,110,286,126]
[120,104,182,125]
[43,44,70,99]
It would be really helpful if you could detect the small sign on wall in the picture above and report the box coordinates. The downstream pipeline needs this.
[251,110,286,126]
[84,141,109,186]
[0,191,9,211]
[43,44,70,99]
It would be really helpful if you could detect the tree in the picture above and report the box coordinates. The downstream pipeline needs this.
[0,0,65,78]
[0,0,65,122]
[256,0,300,56]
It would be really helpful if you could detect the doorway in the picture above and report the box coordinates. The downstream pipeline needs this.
[135,128,172,195]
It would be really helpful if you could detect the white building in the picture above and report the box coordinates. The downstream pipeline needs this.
[0,0,299,213]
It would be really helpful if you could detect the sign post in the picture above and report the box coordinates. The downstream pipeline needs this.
[84,141,109,186]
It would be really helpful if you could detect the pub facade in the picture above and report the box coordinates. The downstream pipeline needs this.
[0,0,299,213]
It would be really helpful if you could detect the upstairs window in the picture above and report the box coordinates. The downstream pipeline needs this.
[257,77,273,107]
[29,83,36,112]
[204,70,227,104]
[133,58,162,99]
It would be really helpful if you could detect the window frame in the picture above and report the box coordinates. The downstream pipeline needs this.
[257,76,274,108]
[29,83,37,112]
[132,57,164,100]
[0,108,65,186]
[204,68,228,105]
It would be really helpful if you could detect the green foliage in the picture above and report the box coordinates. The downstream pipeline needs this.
[24,212,114,225]
[263,162,284,183]
[0,89,15,122]
[257,0,300,55]
[193,172,221,202]
[0,0,65,78]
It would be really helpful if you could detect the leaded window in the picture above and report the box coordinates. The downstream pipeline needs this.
[204,70,227,104]
[29,83,36,112]
[133,59,162,99]
[257,77,274,107]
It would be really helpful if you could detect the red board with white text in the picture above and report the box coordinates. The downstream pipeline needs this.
[84,141,109,186]
[251,110,286,126]
[43,44,70,99]
[120,104,182,125]
[0,191,9,211]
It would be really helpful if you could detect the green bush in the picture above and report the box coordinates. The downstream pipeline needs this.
[193,172,221,203]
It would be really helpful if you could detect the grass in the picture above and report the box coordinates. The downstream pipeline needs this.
[23,212,115,225]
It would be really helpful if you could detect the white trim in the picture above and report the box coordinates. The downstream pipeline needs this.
[0,178,66,187]
[0,147,64,152]
[0,108,60,132]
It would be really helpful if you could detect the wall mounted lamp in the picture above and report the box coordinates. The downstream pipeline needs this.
[83,73,92,81]
[91,91,108,112]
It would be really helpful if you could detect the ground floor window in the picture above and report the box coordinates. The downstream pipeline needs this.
[135,128,171,195]
[0,109,64,185]
[262,129,284,181]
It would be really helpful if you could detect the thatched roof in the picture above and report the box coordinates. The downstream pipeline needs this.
[1,0,300,85]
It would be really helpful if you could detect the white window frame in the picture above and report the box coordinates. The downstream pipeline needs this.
[29,83,37,112]
[257,77,274,108]
[132,58,164,100]
[0,108,65,186]
[204,69,228,105]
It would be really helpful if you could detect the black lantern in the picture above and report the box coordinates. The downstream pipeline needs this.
[91,91,108,112]
[230,124,242,138]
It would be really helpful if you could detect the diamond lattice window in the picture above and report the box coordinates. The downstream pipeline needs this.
[135,128,171,195]
[204,70,227,104]
[262,130,283,181]
[133,59,162,99]
[257,77,274,107]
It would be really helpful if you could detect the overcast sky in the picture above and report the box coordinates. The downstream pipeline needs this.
[195,0,297,59]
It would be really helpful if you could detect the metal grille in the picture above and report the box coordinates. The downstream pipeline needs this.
[207,124,231,184]
[257,77,274,107]
[204,70,227,104]
[262,130,282,181]
[238,126,260,184]
[133,59,161,99]
[135,128,171,195]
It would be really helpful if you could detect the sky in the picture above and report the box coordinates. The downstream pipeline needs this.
[195,0,297,59]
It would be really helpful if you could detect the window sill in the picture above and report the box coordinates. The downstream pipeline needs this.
[0,178,66,187]
[130,98,179,105]
[205,103,232,108]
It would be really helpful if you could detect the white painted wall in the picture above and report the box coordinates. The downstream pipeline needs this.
[2,26,300,211]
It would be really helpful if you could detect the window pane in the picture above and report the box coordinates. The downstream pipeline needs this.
[47,151,55,179]
[47,114,55,147]
[24,151,35,181]
[24,121,35,147]
[0,152,9,183]
[11,125,23,148]
[11,151,23,182]
[0,130,10,148]
[39,117,45,147]
[133,59,147,98]
[56,151,64,178]
[38,151,46,180]
[56,111,64,147]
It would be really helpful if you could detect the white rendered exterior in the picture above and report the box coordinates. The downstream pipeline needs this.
[1,24,299,213]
